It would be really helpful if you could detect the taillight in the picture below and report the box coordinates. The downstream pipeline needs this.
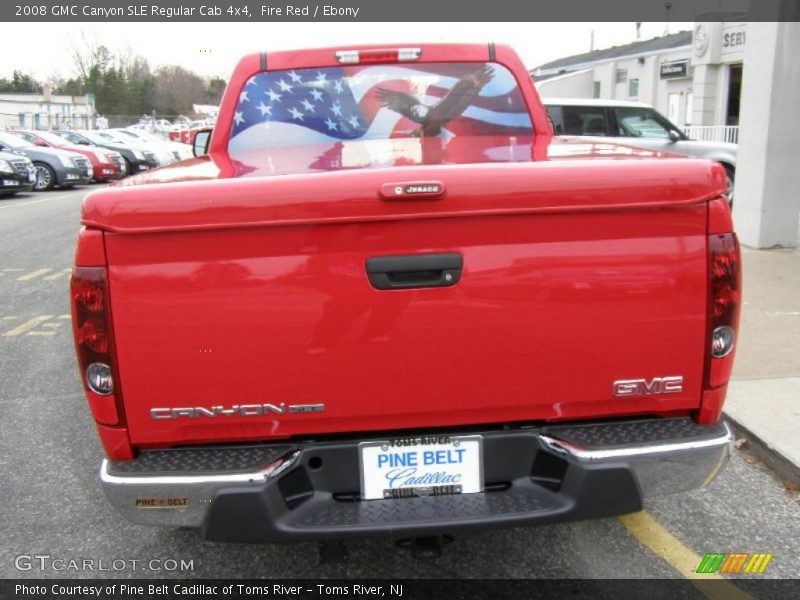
[71,267,121,417]
[73,274,105,311]
[697,229,741,425]
[335,48,421,64]
[706,233,741,388]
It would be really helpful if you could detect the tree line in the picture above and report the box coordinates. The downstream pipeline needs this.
[0,39,226,117]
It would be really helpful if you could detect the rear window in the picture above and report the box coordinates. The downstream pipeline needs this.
[227,62,534,174]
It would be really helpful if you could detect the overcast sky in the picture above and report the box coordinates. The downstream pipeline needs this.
[0,22,692,81]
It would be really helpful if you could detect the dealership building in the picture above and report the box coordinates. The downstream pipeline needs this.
[531,23,746,144]
[531,20,799,250]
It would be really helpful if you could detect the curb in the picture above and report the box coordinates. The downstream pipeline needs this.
[724,412,800,486]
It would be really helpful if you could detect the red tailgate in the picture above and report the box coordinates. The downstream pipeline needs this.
[98,162,713,447]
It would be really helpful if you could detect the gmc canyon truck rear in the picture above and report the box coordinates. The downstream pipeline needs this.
[71,44,740,547]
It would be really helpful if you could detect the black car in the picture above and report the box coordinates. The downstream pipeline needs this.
[53,130,159,174]
[0,150,36,196]
[0,131,92,191]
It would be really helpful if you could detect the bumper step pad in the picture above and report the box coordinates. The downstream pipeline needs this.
[107,444,295,476]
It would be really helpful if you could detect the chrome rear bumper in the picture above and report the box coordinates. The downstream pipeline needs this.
[100,445,298,528]
[540,421,733,497]
[99,418,733,538]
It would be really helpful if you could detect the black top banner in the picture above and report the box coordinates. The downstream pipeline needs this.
[2,0,799,22]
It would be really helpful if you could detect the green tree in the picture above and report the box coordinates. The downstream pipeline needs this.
[96,66,127,115]
[205,76,227,105]
[66,35,224,120]
[0,70,41,93]
[123,56,156,115]
[52,77,84,96]
[153,65,207,116]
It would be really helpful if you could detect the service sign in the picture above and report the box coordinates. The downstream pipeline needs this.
[359,435,483,500]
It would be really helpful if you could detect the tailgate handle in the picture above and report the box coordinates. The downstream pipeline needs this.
[365,253,463,290]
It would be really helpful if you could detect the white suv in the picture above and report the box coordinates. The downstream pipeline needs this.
[542,98,737,199]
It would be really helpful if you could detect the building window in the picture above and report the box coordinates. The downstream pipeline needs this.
[726,63,743,126]
[628,78,639,99]
[592,81,601,98]
[615,68,628,84]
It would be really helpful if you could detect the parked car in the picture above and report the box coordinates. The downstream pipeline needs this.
[72,44,738,551]
[542,98,738,198]
[128,119,174,136]
[12,130,126,182]
[167,120,189,142]
[112,128,193,165]
[0,150,36,196]
[53,130,159,175]
[177,120,213,144]
[0,131,92,191]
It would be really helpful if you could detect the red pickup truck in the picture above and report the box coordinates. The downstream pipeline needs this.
[71,43,740,548]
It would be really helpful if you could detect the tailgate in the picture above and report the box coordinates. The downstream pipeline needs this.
[97,162,715,447]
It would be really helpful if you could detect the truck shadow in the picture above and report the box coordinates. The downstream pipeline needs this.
[150,516,651,579]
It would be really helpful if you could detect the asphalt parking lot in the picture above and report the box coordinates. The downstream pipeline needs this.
[1,187,799,589]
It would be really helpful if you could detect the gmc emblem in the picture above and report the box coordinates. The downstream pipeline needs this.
[613,376,683,397]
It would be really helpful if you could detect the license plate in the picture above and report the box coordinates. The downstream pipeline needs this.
[359,435,483,500]
[3,180,19,186]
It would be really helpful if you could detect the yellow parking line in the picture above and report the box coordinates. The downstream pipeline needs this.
[2,315,54,337]
[44,268,72,281]
[618,511,752,600]
[17,268,53,281]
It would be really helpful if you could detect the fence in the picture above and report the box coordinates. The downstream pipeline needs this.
[682,125,739,144]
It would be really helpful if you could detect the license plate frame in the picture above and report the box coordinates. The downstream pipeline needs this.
[359,434,483,501]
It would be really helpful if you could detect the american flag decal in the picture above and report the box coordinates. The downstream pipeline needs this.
[228,62,533,153]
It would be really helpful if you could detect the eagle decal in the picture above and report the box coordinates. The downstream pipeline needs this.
[375,65,494,137]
